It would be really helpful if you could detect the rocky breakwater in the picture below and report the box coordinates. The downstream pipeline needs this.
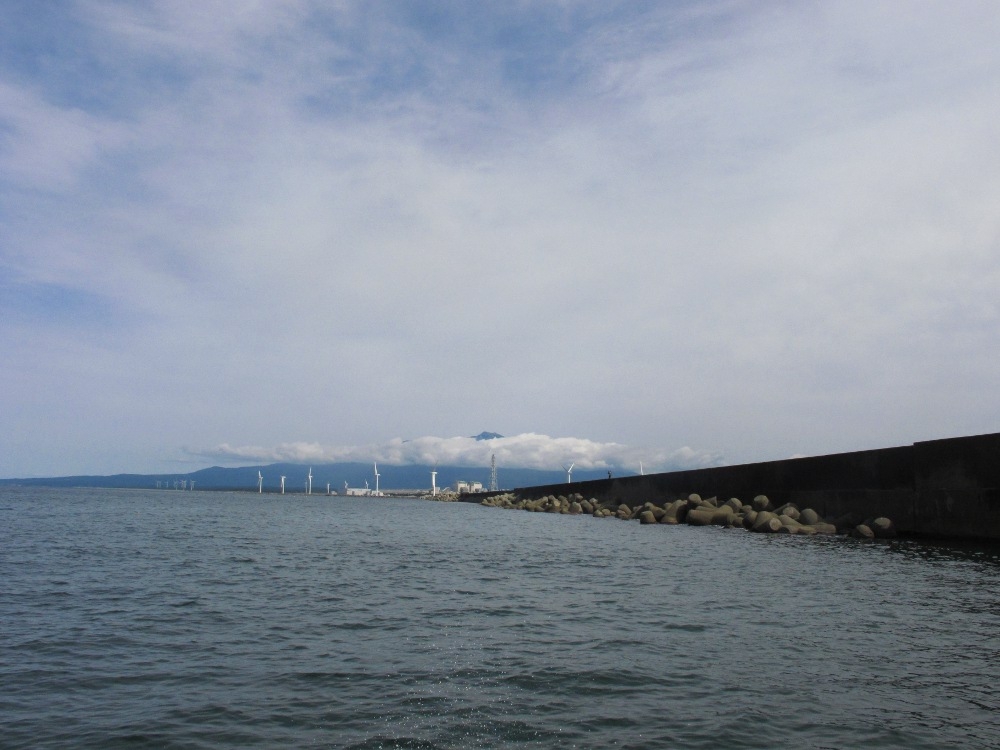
[480,492,897,540]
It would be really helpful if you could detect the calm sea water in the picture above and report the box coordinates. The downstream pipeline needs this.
[1,487,998,749]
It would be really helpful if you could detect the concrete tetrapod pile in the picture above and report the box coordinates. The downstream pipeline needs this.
[479,492,897,540]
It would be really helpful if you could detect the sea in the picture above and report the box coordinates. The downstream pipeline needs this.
[1,486,998,749]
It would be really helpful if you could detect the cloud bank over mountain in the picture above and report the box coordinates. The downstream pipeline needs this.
[191,433,722,473]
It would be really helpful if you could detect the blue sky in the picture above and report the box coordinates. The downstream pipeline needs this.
[2,1,999,477]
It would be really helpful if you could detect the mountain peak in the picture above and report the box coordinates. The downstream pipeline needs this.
[472,431,504,441]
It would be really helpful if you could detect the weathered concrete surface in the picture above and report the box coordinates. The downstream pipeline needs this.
[464,432,1000,541]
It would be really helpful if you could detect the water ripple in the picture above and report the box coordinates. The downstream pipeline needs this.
[1,487,998,749]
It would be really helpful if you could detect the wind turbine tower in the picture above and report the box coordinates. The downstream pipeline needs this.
[563,462,575,483]
[489,454,498,492]
[257,471,263,494]
[307,468,313,495]
[373,462,380,495]
[280,476,286,494]
[431,470,438,496]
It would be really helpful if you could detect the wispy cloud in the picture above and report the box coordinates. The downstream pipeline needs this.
[191,433,722,473]
[2,2,999,476]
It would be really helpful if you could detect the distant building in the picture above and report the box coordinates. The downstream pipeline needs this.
[343,481,382,497]
[455,480,484,494]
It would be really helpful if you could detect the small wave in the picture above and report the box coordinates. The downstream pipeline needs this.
[344,736,439,750]
[4,486,998,750]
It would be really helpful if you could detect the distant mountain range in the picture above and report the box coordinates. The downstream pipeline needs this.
[0,431,637,492]
[0,461,624,492]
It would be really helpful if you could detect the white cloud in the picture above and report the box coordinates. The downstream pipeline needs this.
[2,2,1000,476]
[191,433,723,473]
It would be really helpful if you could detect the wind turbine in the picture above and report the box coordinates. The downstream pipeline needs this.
[257,471,263,494]
[563,463,575,483]
[431,469,438,496]
[639,462,644,476]
[280,475,286,494]
[307,468,313,495]
[373,461,380,496]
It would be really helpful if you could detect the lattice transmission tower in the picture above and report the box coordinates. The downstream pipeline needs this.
[489,454,498,492]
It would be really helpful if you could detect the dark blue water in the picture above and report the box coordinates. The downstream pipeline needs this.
[2,487,998,749]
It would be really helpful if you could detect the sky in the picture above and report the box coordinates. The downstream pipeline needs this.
[2,1,999,478]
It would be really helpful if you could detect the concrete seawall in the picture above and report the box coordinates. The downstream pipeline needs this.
[464,432,1000,541]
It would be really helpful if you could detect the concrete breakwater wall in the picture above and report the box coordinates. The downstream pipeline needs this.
[464,432,1000,541]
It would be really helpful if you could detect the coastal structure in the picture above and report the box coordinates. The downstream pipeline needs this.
[465,431,1000,541]
[342,463,385,497]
